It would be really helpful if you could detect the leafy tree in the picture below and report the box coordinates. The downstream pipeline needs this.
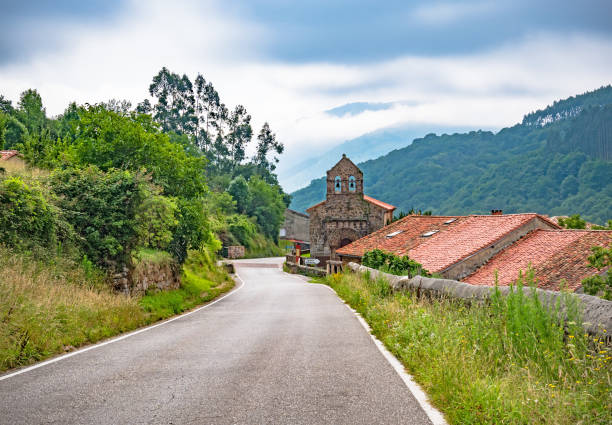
[227,175,251,214]
[49,166,147,267]
[148,67,197,135]
[134,192,178,250]
[254,123,284,174]
[557,214,586,229]
[194,74,221,152]
[67,104,207,199]
[169,198,216,264]
[225,105,252,172]
[17,89,47,135]
[581,244,612,300]
[0,176,57,247]
[247,176,286,240]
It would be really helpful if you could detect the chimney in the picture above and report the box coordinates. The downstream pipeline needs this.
[491,209,503,215]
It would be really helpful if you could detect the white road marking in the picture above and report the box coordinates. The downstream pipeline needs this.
[0,275,246,381]
[284,270,447,425]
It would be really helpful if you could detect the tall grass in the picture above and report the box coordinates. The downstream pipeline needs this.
[0,247,146,371]
[0,247,233,372]
[323,271,611,424]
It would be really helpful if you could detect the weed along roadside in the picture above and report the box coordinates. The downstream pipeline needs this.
[315,268,612,424]
[0,248,234,373]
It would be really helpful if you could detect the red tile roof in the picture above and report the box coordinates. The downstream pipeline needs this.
[363,195,396,211]
[306,195,396,213]
[464,230,612,291]
[337,213,559,273]
[0,150,19,161]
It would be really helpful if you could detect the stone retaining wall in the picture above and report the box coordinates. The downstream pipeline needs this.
[285,261,327,277]
[347,262,612,338]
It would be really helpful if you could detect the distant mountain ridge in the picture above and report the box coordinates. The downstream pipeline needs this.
[279,122,476,192]
[290,85,612,224]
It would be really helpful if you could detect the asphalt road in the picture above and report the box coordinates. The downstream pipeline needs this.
[0,258,435,424]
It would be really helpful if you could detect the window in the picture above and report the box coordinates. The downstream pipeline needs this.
[443,218,457,225]
[349,175,356,192]
[421,230,439,237]
[334,176,341,192]
[385,230,403,238]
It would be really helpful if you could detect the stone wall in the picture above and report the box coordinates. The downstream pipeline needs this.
[280,209,310,242]
[224,245,245,259]
[113,259,181,295]
[308,155,390,260]
[347,262,612,338]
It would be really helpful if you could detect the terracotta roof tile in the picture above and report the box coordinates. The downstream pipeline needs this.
[336,215,463,258]
[363,195,396,211]
[0,150,19,161]
[337,213,559,273]
[464,230,612,291]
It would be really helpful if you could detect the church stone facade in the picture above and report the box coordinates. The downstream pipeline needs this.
[307,155,395,261]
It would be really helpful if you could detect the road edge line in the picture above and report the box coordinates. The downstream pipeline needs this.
[284,270,447,425]
[0,274,246,381]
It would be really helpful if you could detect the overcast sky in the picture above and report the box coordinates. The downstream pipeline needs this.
[1,0,611,187]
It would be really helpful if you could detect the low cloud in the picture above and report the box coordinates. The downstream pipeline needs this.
[1,1,611,190]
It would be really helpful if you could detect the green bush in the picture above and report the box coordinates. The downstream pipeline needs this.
[362,249,430,276]
[50,166,147,267]
[135,193,178,250]
[0,176,57,247]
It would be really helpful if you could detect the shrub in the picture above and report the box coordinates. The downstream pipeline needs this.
[362,249,430,276]
[50,166,147,267]
[0,176,57,247]
[135,193,178,251]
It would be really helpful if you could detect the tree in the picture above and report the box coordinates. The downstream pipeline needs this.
[225,105,252,172]
[253,123,284,174]
[246,176,286,240]
[194,74,221,152]
[17,89,46,135]
[148,67,197,136]
[227,175,251,214]
[581,244,612,300]
[68,104,207,199]
[557,214,586,229]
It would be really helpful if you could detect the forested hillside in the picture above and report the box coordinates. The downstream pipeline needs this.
[290,86,612,224]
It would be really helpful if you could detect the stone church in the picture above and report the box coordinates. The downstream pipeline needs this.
[307,154,396,261]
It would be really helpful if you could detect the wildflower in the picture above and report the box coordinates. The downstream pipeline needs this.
[568,335,574,339]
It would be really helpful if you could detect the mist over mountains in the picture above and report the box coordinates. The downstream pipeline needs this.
[290,86,612,224]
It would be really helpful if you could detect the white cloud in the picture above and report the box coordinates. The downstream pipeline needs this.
[411,1,500,25]
[0,0,611,191]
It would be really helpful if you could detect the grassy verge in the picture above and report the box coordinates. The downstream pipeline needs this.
[243,233,284,258]
[320,271,611,424]
[0,247,233,373]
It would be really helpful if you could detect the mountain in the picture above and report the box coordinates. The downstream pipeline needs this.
[279,122,476,192]
[290,86,612,224]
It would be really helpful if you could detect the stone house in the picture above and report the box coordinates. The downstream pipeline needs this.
[279,209,310,244]
[307,155,395,261]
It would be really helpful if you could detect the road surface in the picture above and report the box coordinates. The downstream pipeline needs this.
[0,258,436,424]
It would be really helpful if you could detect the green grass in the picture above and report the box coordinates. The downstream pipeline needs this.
[243,233,284,258]
[132,247,174,264]
[321,271,612,425]
[0,247,233,372]
[140,249,233,321]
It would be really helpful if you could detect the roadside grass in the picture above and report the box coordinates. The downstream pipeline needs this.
[140,249,234,320]
[320,271,612,425]
[0,247,233,373]
[244,233,284,258]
